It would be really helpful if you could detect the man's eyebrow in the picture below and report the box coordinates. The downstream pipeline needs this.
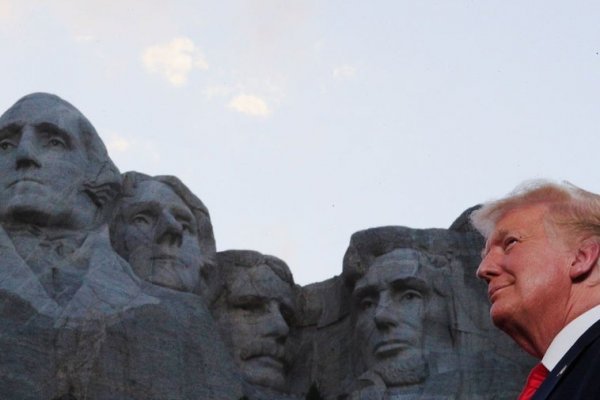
[353,283,378,298]
[389,277,428,293]
[35,122,73,145]
[171,207,194,222]
[228,293,268,304]
[124,201,161,215]
[0,122,22,138]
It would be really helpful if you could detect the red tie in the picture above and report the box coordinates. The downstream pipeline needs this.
[518,363,549,400]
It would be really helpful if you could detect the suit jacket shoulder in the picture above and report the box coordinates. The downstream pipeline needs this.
[534,318,600,399]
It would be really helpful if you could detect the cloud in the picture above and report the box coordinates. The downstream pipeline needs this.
[228,94,271,117]
[106,133,132,153]
[142,37,208,87]
[333,65,357,80]
[0,1,15,21]
[0,0,19,25]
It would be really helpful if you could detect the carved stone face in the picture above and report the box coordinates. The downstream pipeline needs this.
[0,97,91,226]
[214,264,294,391]
[114,179,204,292]
[353,249,429,387]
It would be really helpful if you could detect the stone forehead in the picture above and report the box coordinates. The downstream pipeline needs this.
[0,93,118,182]
[359,249,424,286]
[217,250,294,286]
[371,248,421,268]
[124,180,189,209]
[1,93,85,126]
[228,264,293,299]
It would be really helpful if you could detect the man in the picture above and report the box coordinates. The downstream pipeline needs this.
[0,93,159,399]
[344,245,440,398]
[110,171,217,295]
[212,250,296,394]
[0,92,153,321]
[472,180,600,399]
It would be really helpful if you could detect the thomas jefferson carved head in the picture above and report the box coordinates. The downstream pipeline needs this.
[212,250,296,391]
[0,93,120,229]
[110,171,216,294]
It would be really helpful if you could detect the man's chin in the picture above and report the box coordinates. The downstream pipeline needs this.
[145,263,198,293]
[490,303,510,326]
[241,360,286,391]
[371,352,428,387]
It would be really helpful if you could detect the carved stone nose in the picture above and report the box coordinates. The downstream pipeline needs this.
[374,293,398,329]
[15,127,41,170]
[266,302,290,339]
[156,211,183,247]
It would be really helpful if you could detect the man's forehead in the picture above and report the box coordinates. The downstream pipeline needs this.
[0,96,84,134]
[483,204,550,253]
[125,180,189,211]
[357,249,422,288]
[488,204,548,241]
[228,264,293,301]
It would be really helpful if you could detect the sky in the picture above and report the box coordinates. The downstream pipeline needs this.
[1,0,599,285]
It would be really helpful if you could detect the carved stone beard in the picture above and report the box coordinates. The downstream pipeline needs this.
[372,352,429,387]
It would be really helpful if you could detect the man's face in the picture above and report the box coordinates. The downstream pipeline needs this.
[215,265,294,391]
[353,249,428,385]
[115,180,204,292]
[0,100,89,224]
[476,204,573,352]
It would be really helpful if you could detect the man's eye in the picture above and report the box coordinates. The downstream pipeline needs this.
[131,214,151,225]
[359,298,376,311]
[504,237,519,250]
[401,291,422,301]
[237,302,264,313]
[47,138,66,148]
[0,140,15,150]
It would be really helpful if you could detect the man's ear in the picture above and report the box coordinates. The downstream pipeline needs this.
[569,238,600,281]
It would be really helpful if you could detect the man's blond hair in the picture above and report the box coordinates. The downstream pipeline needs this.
[470,180,600,242]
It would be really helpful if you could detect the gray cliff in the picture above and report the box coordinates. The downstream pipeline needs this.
[0,93,534,400]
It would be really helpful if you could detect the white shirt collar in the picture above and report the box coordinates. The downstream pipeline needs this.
[542,304,600,371]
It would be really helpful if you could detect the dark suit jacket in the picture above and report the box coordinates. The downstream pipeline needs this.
[534,318,600,399]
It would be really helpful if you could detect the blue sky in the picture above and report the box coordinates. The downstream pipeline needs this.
[1,0,599,284]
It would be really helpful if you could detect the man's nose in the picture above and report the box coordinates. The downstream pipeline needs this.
[476,252,501,283]
[374,293,398,330]
[155,211,183,247]
[15,126,41,170]
[264,302,290,341]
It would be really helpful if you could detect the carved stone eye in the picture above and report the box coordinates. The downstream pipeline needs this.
[48,138,65,148]
[131,214,151,225]
[0,140,14,150]
[400,290,422,301]
[236,301,265,314]
[359,297,376,311]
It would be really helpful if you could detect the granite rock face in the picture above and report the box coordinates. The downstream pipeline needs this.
[0,93,534,399]
[291,226,534,399]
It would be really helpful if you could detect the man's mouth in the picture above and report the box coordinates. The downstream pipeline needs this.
[8,178,43,188]
[488,284,510,302]
[374,340,410,357]
[247,355,285,371]
[240,342,286,370]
